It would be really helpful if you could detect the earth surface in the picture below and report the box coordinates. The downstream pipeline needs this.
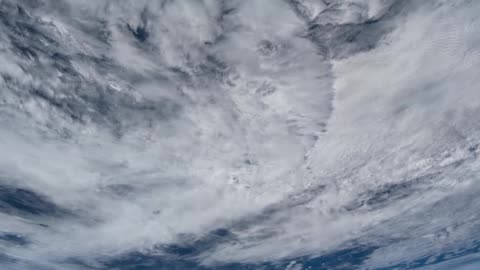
[1,1,480,269]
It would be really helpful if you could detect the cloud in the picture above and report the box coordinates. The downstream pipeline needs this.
[0,0,480,269]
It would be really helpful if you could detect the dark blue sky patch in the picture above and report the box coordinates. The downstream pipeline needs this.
[0,185,69,217]
[127,24,149,43]
[376,240,480,270]
[0,233,30,246]
[100,252,207,270]
[0,253,16,263]
[298,245,379,270]
[97,244,379,270]
[154,228,237,258]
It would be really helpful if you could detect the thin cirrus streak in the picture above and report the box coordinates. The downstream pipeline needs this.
[0,0,480,269]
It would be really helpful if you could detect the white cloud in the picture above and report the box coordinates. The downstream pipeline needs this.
[0,0,479,269]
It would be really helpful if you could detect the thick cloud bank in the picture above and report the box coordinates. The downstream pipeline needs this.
[1,0,480,269]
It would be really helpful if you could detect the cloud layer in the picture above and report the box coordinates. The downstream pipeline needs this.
[1,0,480,269]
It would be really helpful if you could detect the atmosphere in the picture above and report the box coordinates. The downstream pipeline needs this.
[1,1,480,269]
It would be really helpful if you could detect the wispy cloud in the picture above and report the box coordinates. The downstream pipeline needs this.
[0,0,479,269]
